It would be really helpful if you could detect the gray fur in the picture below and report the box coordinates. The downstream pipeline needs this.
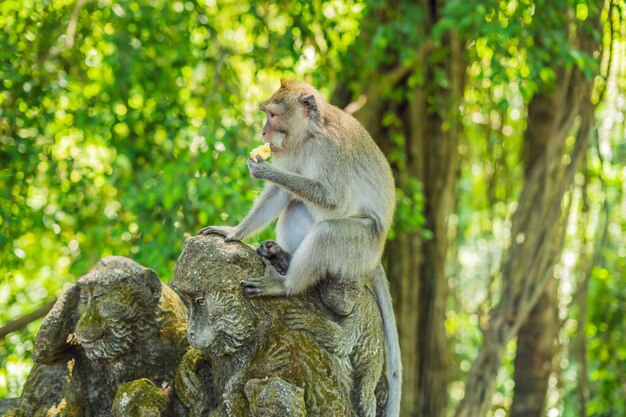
[198,81,401,416]
[372,265,402,417]
[276,200,314,254]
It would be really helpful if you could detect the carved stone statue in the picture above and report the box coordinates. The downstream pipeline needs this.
[295,273,388,416]
[5,238,388,417]
[171,235,388,417]
[3,256,189,417]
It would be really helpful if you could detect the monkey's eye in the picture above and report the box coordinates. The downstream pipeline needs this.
[268,111,276,118]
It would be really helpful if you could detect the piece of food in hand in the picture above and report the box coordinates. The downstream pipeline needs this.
[250,143,271,161]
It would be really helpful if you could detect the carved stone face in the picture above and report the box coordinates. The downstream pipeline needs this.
[73,259,161,361]
[75,282,148,360]
[182,291,255,357]
[319,278,362,316]
[171,235,265,358]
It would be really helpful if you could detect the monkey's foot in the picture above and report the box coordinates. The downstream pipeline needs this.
[241,274,286,298]
[256,241,291,275]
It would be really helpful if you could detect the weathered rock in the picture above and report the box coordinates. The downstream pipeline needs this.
[112,378,170,417]
[171,235,388,417]
[0,400,19,416]
[244,377,306,417]
[3,257,189,417]
[6,236,388,417]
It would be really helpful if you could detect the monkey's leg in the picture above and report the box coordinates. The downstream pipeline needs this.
[283,218,381,295]
[243,218,381,297]
[254,200,313,275]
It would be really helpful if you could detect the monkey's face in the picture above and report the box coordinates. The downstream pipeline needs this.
[319,279,362,316]
[75,282,154,360]
[259,83,320,154]
[259,101,289,152]
[184,291,255,357]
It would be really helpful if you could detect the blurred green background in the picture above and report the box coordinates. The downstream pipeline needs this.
[1,1,625,416]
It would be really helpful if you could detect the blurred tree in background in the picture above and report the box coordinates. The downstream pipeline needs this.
[1,1,624,416]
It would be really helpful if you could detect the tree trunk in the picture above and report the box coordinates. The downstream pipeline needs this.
[455,6,603,416]
[333,3,465,414]
[509,276,559,417]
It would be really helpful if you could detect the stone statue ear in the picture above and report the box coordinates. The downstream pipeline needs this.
[33,284,80,364]
[143,268,163,303]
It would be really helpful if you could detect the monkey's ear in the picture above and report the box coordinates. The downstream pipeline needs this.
[143,268,163,303]
[33,284,80,363]
[300,94,319,119]
[280,79,289,88]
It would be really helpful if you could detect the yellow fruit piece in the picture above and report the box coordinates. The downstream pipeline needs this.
[250,143,272,161]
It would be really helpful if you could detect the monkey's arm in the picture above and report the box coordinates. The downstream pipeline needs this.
[198,185,288,240]
[236,184,289,238]
[247,158,338,210]
[283,309,346,355]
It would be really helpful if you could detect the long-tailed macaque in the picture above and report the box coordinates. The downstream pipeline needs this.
[198,80,401,417]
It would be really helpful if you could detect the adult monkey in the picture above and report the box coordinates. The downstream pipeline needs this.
[198,80,401,417]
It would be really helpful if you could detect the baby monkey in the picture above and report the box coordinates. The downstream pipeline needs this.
[198,80,401,417]
[284,266,387,417]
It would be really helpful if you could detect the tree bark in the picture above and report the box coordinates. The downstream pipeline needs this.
[335,4,465,414]
[510,276,559,417]
[0,300,56,339]
[455,6,603,416]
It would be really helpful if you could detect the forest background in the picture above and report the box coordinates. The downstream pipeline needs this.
[1,1,625,416]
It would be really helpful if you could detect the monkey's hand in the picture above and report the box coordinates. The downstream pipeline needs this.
[283,308,313,332]
[241,260,287,297]
[196,225,240,241]
[247,157,272,180]
[284,309,345,354]
[261,343,290,373]
[175,348,204,410]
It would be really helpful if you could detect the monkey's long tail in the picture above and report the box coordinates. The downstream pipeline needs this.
[372,264,402,417]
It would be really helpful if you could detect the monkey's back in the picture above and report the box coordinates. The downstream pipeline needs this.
[316,104,396,236]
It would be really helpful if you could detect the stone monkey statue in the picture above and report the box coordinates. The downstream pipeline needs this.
[3,257,189,417]
[171,235,355,417]
[284,271,388,417]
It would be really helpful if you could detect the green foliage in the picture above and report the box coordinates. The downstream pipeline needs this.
[562,81,626,417]
[0,0,360,396]
[1,2,625,416]
[444,0,601,102]
[391,177,428,240]
[587,257,626,417]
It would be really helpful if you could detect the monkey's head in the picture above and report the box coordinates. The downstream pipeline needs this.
[319,275,363,316]
[172,235,263,357]
[258,80,323,154]
[74,256,162,360]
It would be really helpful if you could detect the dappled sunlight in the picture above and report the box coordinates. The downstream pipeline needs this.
[1,1,625,416]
